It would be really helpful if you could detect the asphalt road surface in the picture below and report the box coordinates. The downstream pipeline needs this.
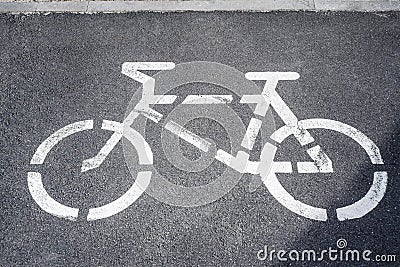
[1,12,399,266]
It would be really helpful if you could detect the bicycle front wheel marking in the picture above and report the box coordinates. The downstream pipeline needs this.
[265,118,388,221]
[28,120,153,221]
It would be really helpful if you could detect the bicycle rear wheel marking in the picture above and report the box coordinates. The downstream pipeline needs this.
[27,172,80,221]
[86,121,153,221]
[28,120,152,221]
[28,120,93,221]
[31,120,94,165]
[87,171,151,221]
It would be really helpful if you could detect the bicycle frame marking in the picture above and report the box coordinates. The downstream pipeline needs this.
[120,63,333,176]
[164,121,211,153]
[241,118,263,150]
[182,95,233,104]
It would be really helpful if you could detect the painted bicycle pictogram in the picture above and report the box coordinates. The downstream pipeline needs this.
[28,61,388,222]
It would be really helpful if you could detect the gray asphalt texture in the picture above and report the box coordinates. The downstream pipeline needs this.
[1,12,399,266]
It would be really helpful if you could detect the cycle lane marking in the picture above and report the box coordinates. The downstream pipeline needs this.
[298,119,387,221]
[297,145,333,173]
[81,91,177,172]
[262,171,329,221]
[87,171,152,221]
[298,119,384,164]
[27,61,388,222]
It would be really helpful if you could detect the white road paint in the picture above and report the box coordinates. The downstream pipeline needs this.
[121,62,175,86]
[126,95,177,124]
[163,119,274,176]
[29,120,153,221]
[270,124,300,143]
[245,161,292,176]
[182,95,233,104]
[121,62,177,124]
[31,120,93,164]
[122,110,141,128]
[28,65,388,222]
[121,62,175,102]
[81,62,177,173]
[241,118,263,150]
[298,119,384,164]
[81,119,154,172]
[272,162,293,173]
[245,161,261,175]
[81,109,159,173]
[297,145,333,173]
[162,121,279,176]
[230,151,251,173]
[87,171,151,221]
[262,172,328,221]
[270,124,333,173]
[245,72,300,81]
[81,133,123,173]
[213,150,251,174]
[264,118,386,221]
[122,62,176,72]
[215,149,234,167]
[245,72,315,146]
[247,161,292,193]
[269,92,315,145]
[164,120,211,152]
[115,120,154,165]
[85,122,154,221]
[27,172,79,221]
[255,142,278,176]
[240,95,270,116]
[133,104,164,123]
[336,172,388,221]
[152,95,178,104]
[270,123,319,149]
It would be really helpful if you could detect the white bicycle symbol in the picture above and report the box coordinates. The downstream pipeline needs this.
[28,61,388,222]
